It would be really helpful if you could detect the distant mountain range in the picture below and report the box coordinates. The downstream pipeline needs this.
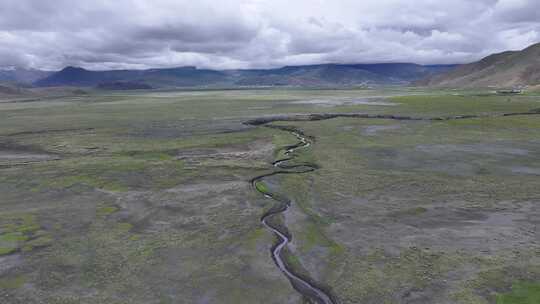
[4,42,540,90]
[1,63,456,89]
[227,64,457,87]
[418,42,540,88]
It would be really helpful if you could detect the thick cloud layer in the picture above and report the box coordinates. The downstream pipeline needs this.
[0,0,539,70]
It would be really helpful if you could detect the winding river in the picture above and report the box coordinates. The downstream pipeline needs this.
[244,108,540,303]
[250,125,336,304]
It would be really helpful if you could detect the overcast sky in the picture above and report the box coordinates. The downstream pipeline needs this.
[0,0,539,70]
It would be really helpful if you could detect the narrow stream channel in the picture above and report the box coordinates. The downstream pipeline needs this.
[244,109,540,303]
[250,125,336,304]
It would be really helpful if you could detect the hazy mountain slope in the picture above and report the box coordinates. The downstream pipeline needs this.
[34,67,149,87]
[419,42,540,88]
[232,63,456,86]
[355,63,458,80]
[96,81,153,90]
[0,68,52,84]
[232,65,385,86]
[34,66,228,87]
[142,67,228,87]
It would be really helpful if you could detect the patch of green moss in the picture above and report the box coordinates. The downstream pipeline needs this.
[0,232,29,242]
[97,205,119,217]
[0,275,26,289]
[255,181,269,194]
[0,232,27,255]
[283,249,302,270]
[116,222,133,232]
[304,221,332,249]
[0,213,53,255]
[272,132,298,159]
[0,247,16,255]
[22,235,54,252]
[1,214,39,234]
[245,227,266,249]
[15,222,40,233]
[496,282,540,304]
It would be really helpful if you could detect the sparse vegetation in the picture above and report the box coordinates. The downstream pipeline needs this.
[497,282,540,304]
[1,88,538,303]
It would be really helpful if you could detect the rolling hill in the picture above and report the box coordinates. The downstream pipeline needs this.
[33,63,457,88]
[418,42,540,88]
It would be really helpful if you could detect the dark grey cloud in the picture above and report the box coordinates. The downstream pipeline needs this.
[0,0,539,70]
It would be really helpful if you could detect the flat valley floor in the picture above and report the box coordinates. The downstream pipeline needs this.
[0,88,539,303]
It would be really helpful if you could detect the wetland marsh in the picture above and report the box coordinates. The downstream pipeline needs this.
[1,88,539,303]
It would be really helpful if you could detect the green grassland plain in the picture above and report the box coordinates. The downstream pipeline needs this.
[0,88,539,303]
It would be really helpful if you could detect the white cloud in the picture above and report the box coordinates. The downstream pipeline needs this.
[0,0,538,70]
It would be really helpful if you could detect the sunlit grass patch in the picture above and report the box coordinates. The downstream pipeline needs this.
[496,282,540,304]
